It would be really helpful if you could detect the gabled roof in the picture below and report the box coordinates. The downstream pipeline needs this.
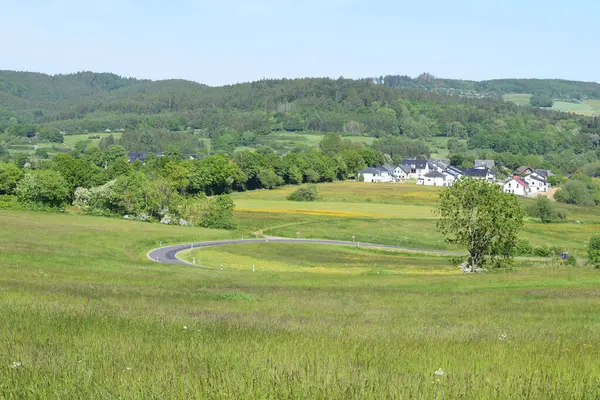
[474,159,495,169]
[515,166,535,175]
[358,167,380,174]
[508,176,529,188]
[424,171,446,178]
[377,166,395,174]
[525,173,547,183]
[400,159,429,169]
[398,165,412,174]
[430,159,450,169]
[445,166,463,177]
[534,169,554,178]
[461,168,495,178]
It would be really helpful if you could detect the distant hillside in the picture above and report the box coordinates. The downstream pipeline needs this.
[0,70,598,168]
[375,73,600,101]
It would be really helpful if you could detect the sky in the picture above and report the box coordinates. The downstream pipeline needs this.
[2,0,599,86]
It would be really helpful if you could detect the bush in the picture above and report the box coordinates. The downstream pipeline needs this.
[526,196,568,223]
[514,239,533,256]
[565,254,577,266]
[178,194,236,230]
[200,194,236,229]
[287,185,318,202]
[554,180,596,206]
[533,245,552,257]
[16,170,70,208]
[0,162,23,195]
[589,235,600,268]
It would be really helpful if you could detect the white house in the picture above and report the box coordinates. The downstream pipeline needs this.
[395,165,411,180]
[503,176,530,196]
[523,172,549,195]
[417,171,449,186]
[400,160,431,179]
[358,167,394,183]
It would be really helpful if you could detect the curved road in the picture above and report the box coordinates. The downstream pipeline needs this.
[147,238,460,268]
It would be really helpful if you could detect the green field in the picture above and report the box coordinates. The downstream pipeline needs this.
[2,183,600,397]
[503,93,600,116]
[231,182,600,254]
[63,131,123,148]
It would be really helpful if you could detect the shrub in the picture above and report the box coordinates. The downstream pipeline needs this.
[16,170,70,208]
[533,245,552,257]
[0,162,23,194]
[565,254,577,266]
[589,235,600,268]
[554,180,596,206]
[287,185,318,202]
[514,239,533,256]
[200,194,236,229]
[526,196,567,223]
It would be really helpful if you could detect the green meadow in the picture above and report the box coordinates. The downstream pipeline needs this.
[63,131,123,148]
[232,182,600,255]
[503,93,600,116]
[2,182,600,398]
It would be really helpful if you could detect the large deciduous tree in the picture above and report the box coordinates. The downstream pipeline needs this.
[436,178,524,272]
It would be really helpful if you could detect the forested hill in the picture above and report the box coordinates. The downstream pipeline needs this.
[376,73,600,101]
[1,69,594,129]
[1,70,599,172]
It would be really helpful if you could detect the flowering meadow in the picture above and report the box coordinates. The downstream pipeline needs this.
[2,182,600,398]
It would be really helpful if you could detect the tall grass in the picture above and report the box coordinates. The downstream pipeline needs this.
[2,212,600,397]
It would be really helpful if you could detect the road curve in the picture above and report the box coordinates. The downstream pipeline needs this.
[147,238,460,267]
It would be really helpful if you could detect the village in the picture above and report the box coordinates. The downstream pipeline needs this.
[358,160,554,197]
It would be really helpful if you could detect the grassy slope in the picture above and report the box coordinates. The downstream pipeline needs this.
[503,93,600,116]
[2,211,600,397]
[63,131,123,148]
[232,182,600,255]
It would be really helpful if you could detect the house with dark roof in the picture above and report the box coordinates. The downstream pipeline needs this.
[417,170,450,186]
[397,165,412,180]
[444,166,496,183]
[503,176,530,196]
[515,166,535,176]
[127,152,147,163]
[400,159,431,179]
[523,171,549,194]
[535,169,554,178]
[461,168,496,182]
[474,159,495,170]
[358,166,395,182]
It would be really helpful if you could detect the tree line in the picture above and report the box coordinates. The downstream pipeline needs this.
[0,134,391,226]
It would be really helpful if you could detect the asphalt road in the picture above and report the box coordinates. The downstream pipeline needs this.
[146,238,460,268]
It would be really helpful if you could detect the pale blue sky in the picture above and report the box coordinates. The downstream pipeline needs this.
[2,0,598,86]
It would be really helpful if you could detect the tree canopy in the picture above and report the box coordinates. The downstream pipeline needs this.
[436,178,524,272]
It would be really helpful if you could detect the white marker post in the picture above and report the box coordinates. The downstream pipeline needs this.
[193,258,196,265]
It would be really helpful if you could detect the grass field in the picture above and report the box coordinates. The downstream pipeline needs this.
[63,131,123,148]
[2,209,600,397]
[2,183,600,397]
[503,93,600,116]
[232,182,600,255]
